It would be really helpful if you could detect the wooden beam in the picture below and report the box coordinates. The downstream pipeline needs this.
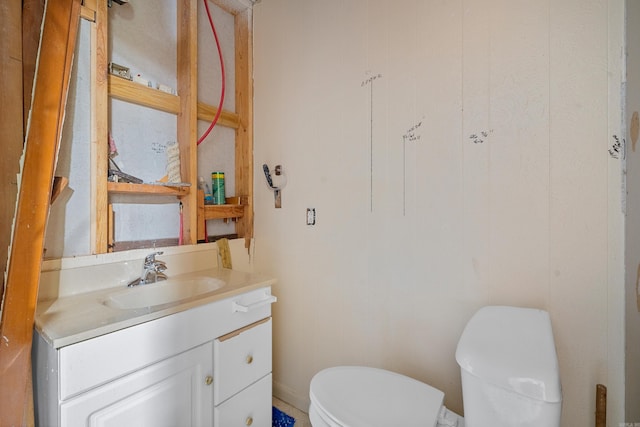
[177,0,198,245]
[234,8,254,245]
[92,0,108,253]
[0,1,81,425]
[22,0,44,131]
[51,176,70,204]
[1,0,24,312]
[197,101,240,129]
[81,0,97,21]
[108,75,181,114]
[1,2,30,422]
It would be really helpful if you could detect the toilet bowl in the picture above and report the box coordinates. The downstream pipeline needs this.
[309,306,562,427]
[309,366,463,427]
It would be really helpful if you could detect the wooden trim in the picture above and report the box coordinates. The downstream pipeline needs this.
[93,0,109,253]
[234,8,254,245]
[177,0,199,245]
[217,318,270,342]
[0,1,81,424]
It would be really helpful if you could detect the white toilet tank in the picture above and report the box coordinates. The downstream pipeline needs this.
[455,306,562,427]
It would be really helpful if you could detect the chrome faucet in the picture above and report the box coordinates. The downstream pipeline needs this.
[127,251,168,287]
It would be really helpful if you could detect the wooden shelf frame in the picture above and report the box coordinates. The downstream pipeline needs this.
[108,75,181,114]
[92,0,255,253]
[108,75,241,128]
[107,182,191,196]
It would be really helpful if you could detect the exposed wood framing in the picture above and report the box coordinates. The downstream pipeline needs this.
[92,0,254,252]
[177,0,199,245]
[109,75,182,114]
[81,0,97,21]
[0,1,81,425]
[233,7,254,246]
[93,0,109,253]
[197,101,240,129]
[1,0,25,308]
[22,0,45,132]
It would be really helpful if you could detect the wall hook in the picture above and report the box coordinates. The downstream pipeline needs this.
[263,164,287,208]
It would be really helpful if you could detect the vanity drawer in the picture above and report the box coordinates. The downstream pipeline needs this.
[214,373,272,427]
[214,318,272,404]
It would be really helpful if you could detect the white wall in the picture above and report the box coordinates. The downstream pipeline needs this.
[626,0,640,422]
[253,1,626,425]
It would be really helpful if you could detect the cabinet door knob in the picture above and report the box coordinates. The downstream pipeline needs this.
[245,416,253,426]
[246,355,254,364]
[205,375,213,386]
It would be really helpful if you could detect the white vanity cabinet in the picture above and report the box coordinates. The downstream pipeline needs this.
[33,286,275,427]
[60,343,214,426]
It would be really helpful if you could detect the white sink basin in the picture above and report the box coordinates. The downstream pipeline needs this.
[105,276,225,310]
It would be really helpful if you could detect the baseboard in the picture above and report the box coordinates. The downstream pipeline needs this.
[273,380,310,413]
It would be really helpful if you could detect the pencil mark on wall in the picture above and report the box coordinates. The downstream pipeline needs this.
[636,262,640,312]
[631,111,639,152]
[151,142,167,154]
[469,129,493,144]
[609,135,625,159]
[361,73,383,87]
[362,72,383,212]
[402,118,424,216]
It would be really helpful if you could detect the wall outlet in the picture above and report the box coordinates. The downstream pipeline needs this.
[306,208,316,225]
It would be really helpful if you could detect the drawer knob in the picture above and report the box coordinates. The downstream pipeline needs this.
[205,375,213,386]
[246,355,254,364]
[245,416,253,426]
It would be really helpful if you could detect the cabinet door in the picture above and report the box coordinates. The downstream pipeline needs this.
[61,343,213,427]
[214,373,272,427]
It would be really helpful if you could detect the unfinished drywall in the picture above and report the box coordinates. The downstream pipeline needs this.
[253,0,626,425]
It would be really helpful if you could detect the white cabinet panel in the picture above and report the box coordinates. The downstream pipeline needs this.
[60,343,213,427]
[214,318,272,404]
[214,373,272,427]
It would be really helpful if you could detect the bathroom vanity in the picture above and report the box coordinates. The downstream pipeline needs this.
[32,245,276,427]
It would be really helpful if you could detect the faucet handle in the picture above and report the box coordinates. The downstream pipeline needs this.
[144,251,164,265]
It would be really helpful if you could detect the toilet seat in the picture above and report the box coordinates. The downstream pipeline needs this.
[309,366,446,427]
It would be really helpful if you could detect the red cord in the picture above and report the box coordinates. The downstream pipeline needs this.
[197,0,226,145]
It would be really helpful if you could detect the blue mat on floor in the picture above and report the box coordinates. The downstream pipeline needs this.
[273,406,296,427]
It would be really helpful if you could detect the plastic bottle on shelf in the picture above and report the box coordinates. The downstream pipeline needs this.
[198,176,214,205]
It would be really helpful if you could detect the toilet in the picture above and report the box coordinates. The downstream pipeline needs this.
[309,306,562,427]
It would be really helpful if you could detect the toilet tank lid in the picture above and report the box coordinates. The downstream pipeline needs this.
[455,306,562,403]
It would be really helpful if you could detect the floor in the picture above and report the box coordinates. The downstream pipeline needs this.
[273,397,311,427]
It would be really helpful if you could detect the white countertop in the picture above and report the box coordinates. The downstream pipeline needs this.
[35,268,276,348]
